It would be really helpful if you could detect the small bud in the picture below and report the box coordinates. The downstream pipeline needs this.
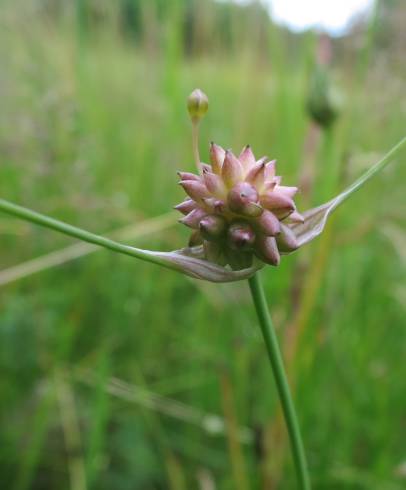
[227,182,259,214]
[210,143,225,174]
[239,145,255,169]
[276,224,299,252]
[227,222,255,251]
[174,199,197,215]
[287,211,305,223]
[199,215,227,240]
[203,171,227,198]
[256,236,281,266]
[260,191,295,216]
[180,180,210,202]
[270,175,282,186]
[275,185,298,199]
[179,208,207,229]
[241,202,263,217]
[187,89,209,122]
[264,160,276,180]
[263,180,277,193]
[222,150,243,188]
[177,171,200,181]
[256,210,281,236]
[245,161,267,187]
[214,199,226,213]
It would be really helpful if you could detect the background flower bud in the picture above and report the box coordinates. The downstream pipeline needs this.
[306,66,341,128]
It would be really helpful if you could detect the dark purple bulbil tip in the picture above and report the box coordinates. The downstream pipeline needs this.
[199,215,226,239]
[227,222,255,251]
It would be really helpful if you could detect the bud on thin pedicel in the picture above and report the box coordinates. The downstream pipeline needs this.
[187,89,209,122]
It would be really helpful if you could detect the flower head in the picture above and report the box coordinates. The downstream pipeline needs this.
[176,144,304,269]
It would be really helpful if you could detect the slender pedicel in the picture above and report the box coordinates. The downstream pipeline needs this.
[187,88,209,174]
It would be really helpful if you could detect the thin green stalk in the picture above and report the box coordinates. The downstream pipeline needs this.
[248,273,311,490]
[0,199,168,269]
[0,199,260,282]
[192,121,203,174]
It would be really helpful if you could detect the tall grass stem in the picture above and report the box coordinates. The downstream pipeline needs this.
[248,273,311,490]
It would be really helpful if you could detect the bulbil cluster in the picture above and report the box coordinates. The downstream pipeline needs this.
[175,143,304,270]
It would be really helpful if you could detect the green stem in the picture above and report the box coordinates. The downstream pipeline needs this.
[0,199,166,269]
[191,121,202,174]
[248,273,311,490]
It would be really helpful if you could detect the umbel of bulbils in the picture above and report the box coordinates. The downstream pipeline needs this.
[175,89,304,270]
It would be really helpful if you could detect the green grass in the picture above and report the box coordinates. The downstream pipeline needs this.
[0,1,405,489]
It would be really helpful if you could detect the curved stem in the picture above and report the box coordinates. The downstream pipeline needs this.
[0,199,262,282]
[0,199,170,269]
[248,273,311,490]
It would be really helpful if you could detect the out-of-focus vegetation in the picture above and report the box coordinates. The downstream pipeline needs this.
[0,0,405,489]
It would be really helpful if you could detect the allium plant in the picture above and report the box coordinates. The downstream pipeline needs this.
[176,143,303,269]
[0,89,405,490]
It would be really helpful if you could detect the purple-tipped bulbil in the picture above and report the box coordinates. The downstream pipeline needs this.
[199,215,227,240]
[175,143,304,269]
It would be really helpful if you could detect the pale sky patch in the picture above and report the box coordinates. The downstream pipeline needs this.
[222,0,374,35]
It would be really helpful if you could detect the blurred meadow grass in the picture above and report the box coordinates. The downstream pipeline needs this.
[0,0,405,489]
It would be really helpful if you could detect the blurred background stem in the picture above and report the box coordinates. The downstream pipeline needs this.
[248,273,311,490]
